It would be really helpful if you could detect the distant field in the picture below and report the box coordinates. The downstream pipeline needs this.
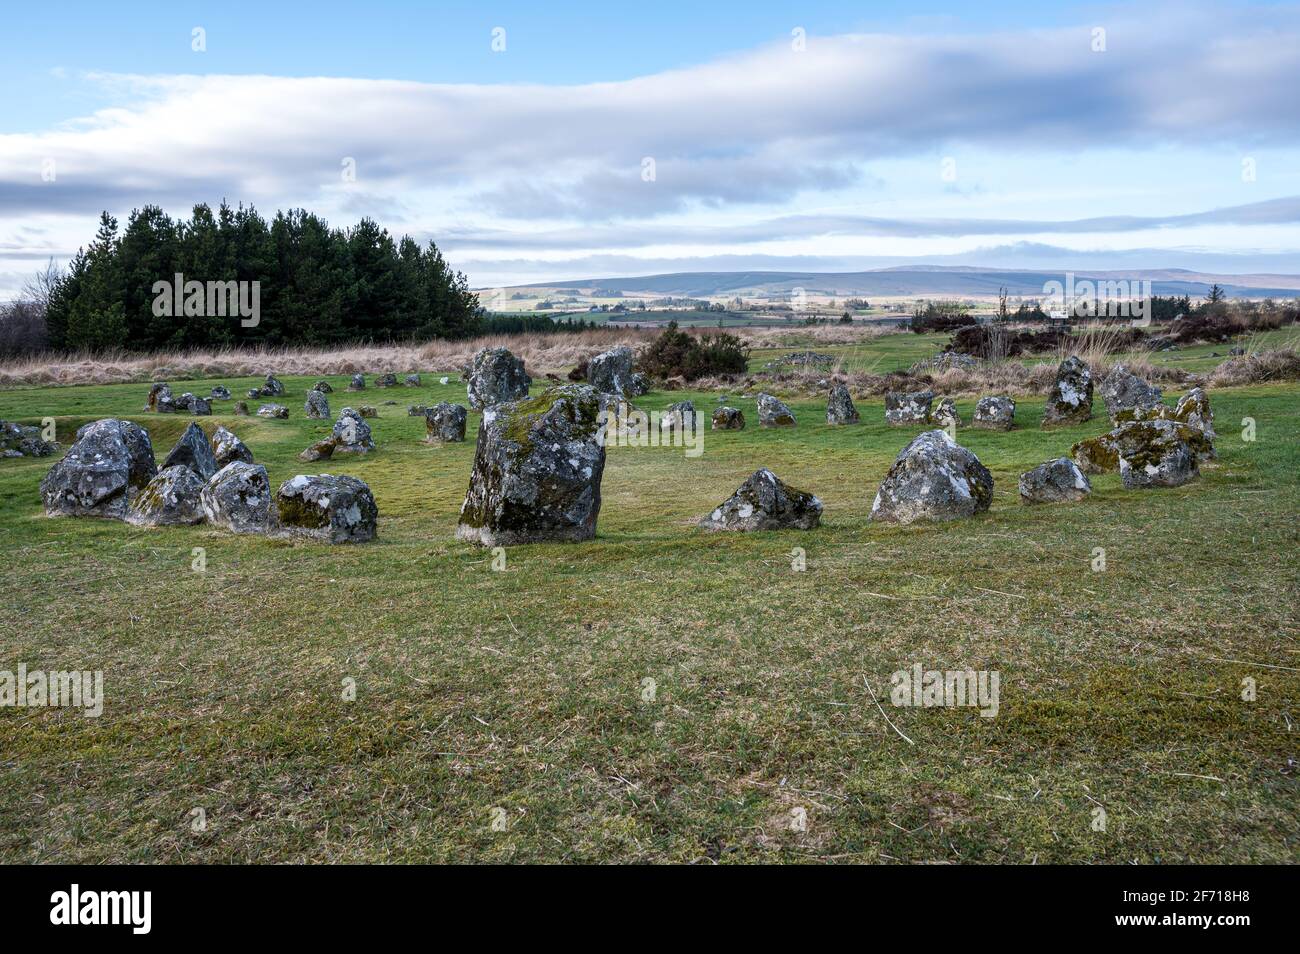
[1,340,1297,862]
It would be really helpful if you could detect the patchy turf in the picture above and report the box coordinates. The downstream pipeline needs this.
[0,365,1296,863]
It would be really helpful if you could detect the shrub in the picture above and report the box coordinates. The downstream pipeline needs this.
[639,321,749,380]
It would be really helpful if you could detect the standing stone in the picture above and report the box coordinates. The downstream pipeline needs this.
[456,385,605,546]
[404,374,421,387]
[587,346,636,396]
[332,408,375,453]
[628,372,651,397]
[304,389,331,420]
[870,430,993,524]
[1042,356,1093,427]
[661,400,697,433]
[127,465,207,526]
[145,382,172,412]
[257,404,289,419]
[162,421,219,480]
[929,397,959,430]
[233,401,250,416]
[357,406,378,418]
[274,474,378,543]
[825,385,860,425]
[1071,431,1121,474]
[200,462,274,534]
[699,468,822,531]
[424,403,468,443]
[261,374,285,397]
[211,425,254,468]
[1174,387,1215,439]
[467,347,532,409]
[973,395,1016,430]
[1100,364,1163,422]
[712,406,745,430]
[0,420,56,458]
[311,380,333,393]
[348,373,366,391]
[1019,458,1091,504]
[40,419,157,519]
[209,385,231,400]
[376,373,398,388]
[884,390,934,425]
[757,393,796,427]
[1114,419,1200,489]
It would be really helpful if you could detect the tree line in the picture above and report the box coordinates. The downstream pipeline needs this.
[39,203,485,352]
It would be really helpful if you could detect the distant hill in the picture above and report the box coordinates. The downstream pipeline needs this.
[504,267,1300,300]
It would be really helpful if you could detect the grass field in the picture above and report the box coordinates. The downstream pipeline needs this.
[1,358,1297,862]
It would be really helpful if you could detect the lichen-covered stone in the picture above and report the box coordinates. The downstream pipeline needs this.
[145,382,172,412]
[757,393,796,427]
[929,397,959,429]
[40,419,157,519]
[700,468,822,531]
[712,406,745,430]
[209,385,231,400]
[257,403,289,419]
[466,347,532,409]
[628,372,651,398]
[200,462,274,533]
[0,420,56,458]
[407,405,427,416]
[825,385,860,425]
[348,374,365,391]
[425,402,468,443]
[884,390,934,426]
[588,346,636,396]
[162,421,218,480]
[456,384,605,546]
[312,380,333,393]
[973,395,1016,430]
[233,401,250,416]
[211,425,254,468]
[1114,419,1201,489]
[1100,364,1163,423]
[1042,356,1093,427]
[332,408,375,453]
[274,474,378,543]
[1071,432,1121,474]
[261,374,285,397]
[1174,387,1215,440]
[661,400,697,433]
[126,464,206,526]
[375,373,398,388]
[404,374,421,387]
[298,437,337,462]
[357,406,378,418]
[870,430,993,524]
[304,389,331,420]
[177,393,211,416]
[1019,457,1091,504]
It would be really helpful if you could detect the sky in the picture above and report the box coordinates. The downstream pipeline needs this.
[2,0,1300,297]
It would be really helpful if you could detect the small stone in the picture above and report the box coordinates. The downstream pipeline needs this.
[700,468,822,531]
[929,397,959,429]
[311,380,333,393]
[162,421,219,480]
[660,400,697,433]
[274,474,378,543]
[1019,458,1091,504]
[1173,387,1215,440]
[257,403,289,419]
[712,406,745,430]
[404,374,421,387]
[200,462,274,534]
[0,420,56,458]
[1115,419,1201,489]
[261,374,285,397]
[973,395,1016,430]
[332,408,375,453]
[407,405,427,416]
[825,385,860,425]
[375,373,398,388]
[348,373,366,391]
[211,425,254,468]
[425,403,468,443]
[884,390,934,426]
[358,406,378,418]
[298,438,337,462]
[757,393,796,427]
[126,465,206,526]
[304,390,331,420]
[870,430,993,524]
[233,402,250,416]
[145,382,172,412]
[209,385,231,400]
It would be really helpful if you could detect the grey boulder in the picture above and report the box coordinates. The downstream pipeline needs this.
[1019,458,1091,504]
[929,397,959,430]
[40,419,157,519]
[973,395,1016,430]
[1,420,56,458]
[424,402,468,443]
[347,373,365,391]
[332,408,375,453]
[712,406,745,430]
[1042,356,1093,427]
[257,403,289,419]
[211,425,254,468]
[1100,364,1163,423]
[126,464,206,526]
[467,347,531,409]
[162,421,219,480]
[870,430,993,524]
[661,400,697,433]
[825,385,860,425]
[884,390,934,426]
[587,346,636,396]
[700,468,822,531]
[200,462,274,534]
[304,389,331,420]
[274,474,378,543]
[757,393,796,427]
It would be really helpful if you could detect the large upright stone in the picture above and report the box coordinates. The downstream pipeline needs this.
[699,468,822,531]
[274,474,378,543]
[467,347,531,409]
[200,462,274,534]
[1114,419,1200,489]
[1100,364,1163,423]
[126,465,206,526]
[425,402,468,443]
[304,389,331,420]
[40,419,157,519]
[757,393,796,427]
[456,385,605,546]
[1174,387,1215,439]
[211,425,254,468]
[162,421,218,480]
[884,390,934,426]
[870,430,993,524]
[1042,356,1093,427]
[825,385,860,425]
[332,408,375,453]
[587,346,636,396]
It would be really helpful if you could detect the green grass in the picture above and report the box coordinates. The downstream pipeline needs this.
[1,368,1297,863]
